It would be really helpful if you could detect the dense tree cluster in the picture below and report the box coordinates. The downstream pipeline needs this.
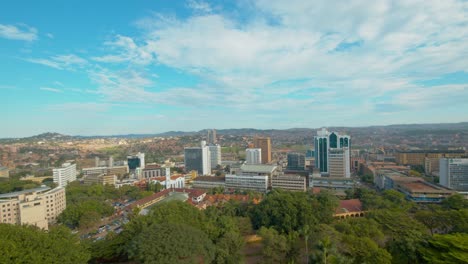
[58,182,152,229]
[2,185,467,263]
[0,224,90,263]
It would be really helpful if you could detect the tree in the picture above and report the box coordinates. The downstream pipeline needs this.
[258,227,290,264]
[128,223,215,264]
[442,193,468,210]
[0,224,90,263]
[419,233,468,264]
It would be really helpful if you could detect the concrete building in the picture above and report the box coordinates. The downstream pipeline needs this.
[83,174,117,186]
[0,186,66,230]
[271,175,306,191]
[375,169,453,203]
[310,177,357,191]
[192,176,226,189]
[53,163,77,187]
[286,152,306,171]
[253,137,272,164]
[328,149,348,178]
[207,129,217,144]
[225,174,268,192]
[395,150,465,166]
[142,165,166,179]
[0,166,9,178]
[246,148,262,164]
[440,158,468,191]
[208,145,222,169]
[314,128,351,177]
[184,141,211,175]
[82,165,128,177]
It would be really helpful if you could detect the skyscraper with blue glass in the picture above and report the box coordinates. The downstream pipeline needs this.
[314,128,351,177]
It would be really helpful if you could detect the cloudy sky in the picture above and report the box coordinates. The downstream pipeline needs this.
[1,0,468,137]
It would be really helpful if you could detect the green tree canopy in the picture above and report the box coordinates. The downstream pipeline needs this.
[0,224,90,263]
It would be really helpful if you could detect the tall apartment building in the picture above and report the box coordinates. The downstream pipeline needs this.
[0,186,66,230]
[208,145,222,169]
[314,128,351,177]
[53,162,77,187]
[184,141,211,175]
[253,137,272,164]
[286,152,306,171]
[246,148,262,164]
[207,129,217,144]
[440,158,468,191]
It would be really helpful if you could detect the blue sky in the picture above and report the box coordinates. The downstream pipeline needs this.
[1,0,468,137]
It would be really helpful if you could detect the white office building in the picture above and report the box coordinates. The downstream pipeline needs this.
[53,163,77,187]
[225,174,268,192]
[246,148,262,164]
[208,145,222,169]
[440,158,468,191]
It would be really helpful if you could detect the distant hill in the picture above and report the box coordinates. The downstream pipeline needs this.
[1,122,467,141]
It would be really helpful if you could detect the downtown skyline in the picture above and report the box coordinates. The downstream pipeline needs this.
[2,0,468,138]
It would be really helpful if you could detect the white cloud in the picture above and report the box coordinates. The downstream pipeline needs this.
[75,0,468,124]
[0,24,37,41]
[46,33,54,39]
[40,87,62,93]
[187,0,212,13]
[46,102,111,112]
[27,54,88,70]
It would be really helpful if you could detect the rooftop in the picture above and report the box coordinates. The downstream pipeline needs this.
[240,164,277,173]
[335,199,363,214]
[397,181,453,193]
[193,176,226,182]
[0,186,51,199]
[397,149,465,154]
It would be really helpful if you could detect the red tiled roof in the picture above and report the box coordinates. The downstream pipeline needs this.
[335,199,363,214]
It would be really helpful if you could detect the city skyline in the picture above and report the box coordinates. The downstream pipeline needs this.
[2,0,468,138]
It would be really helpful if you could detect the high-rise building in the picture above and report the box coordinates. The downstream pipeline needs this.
[287,152,306,171]
[53,163,77,187]
[253,137,272,164]
[440,158,468,191]
[128,152,145,171]
[328,149,347,178]
[184,141,211,175]
[246,148,262,164]
[314,128,351,177]
[208,144,221,169]
[207,129,217,144]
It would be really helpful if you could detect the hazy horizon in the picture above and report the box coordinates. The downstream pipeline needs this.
[2,0,468,138]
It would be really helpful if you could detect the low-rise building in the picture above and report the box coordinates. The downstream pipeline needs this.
[310,177,358,190]
[334,199,364,219]
[82,166,128,177]
[225,174,268,192]
[395,180,453,203]
[142,164,166,179]
[271,175,306,191]
[0,186,66,230]
[192,176,226,189]
[83,174,117,186]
